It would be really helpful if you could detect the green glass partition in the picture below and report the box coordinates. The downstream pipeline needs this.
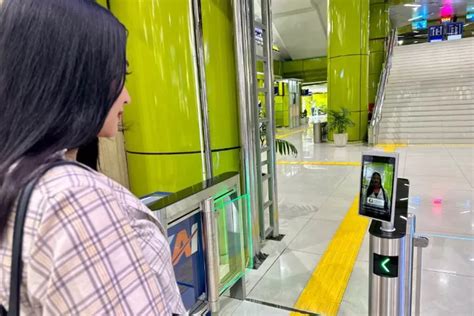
[213,192,249,294]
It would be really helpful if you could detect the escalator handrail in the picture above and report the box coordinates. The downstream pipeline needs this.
[370,29,397,144]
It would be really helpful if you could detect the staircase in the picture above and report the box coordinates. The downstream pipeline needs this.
[378,37,474,144]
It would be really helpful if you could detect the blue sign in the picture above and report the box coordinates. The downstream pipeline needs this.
[412,19,427,31]
[445,22,463,40]
[255,27,263,45]
[467,13,474,22]
[168,212,206,311]
[428,25,444,42]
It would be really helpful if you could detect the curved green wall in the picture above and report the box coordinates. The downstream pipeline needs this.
[109,0,240,196]
[202,0,241,178]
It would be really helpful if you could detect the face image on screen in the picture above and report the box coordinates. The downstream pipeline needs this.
[359,156,396,222]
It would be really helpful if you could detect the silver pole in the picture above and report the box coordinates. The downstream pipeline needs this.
[413,235,429,316]
[243,0,265,244]
[403,214,416,316]
[202,198,220,313]
[231,0,261,258]
[246,0,265,243]
[261,0,279,237]
[414,246,423,316]
[191,0,213,180]
[369,232,402,316]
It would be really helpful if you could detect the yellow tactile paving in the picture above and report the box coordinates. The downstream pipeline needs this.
[377,143,474,150]
[277,161,361,167]
[291,198,369,316]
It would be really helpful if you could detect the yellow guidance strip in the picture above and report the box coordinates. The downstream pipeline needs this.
[376,143,407,152]
[276,126,309,139]
[292,198,369,316]
[278,161,361,167]
[379,143,474,148]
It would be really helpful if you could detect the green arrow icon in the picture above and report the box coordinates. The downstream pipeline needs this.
[381,258,390,273]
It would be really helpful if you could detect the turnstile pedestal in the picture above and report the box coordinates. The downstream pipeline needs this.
[369,178,412,316]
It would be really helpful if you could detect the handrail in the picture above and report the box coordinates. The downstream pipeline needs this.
[369,29,397,145]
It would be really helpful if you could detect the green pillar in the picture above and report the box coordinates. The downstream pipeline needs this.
[369,0,390,106]
[201,0,241,181]
[108,0,240,196]
[328,0,370,141]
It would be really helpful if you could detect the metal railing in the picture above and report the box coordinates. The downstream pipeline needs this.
[369,29,398,145]
[406,214,430,316]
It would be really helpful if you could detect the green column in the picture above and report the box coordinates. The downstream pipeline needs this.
[369,0,390,106]
[328,0,370,141]
[108,0,240,196]
[201,0,241,180]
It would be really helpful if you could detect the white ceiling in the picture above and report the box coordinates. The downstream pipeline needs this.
[255,0,328,60]
[253,0,472,61]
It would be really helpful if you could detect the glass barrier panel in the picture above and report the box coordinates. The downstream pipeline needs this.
[213,192,247,294]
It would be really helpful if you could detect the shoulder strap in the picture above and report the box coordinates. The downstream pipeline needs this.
[7,160,88,316]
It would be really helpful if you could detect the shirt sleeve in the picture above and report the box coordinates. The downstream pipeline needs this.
[27,186,174,315]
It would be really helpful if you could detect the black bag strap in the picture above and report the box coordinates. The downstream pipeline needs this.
[5,160,89,316]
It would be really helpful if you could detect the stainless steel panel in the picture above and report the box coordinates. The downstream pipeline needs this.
[261,0,279,238]
[190,0,213,180]
[160,175,240,225]
[231,0,261,257]
[371,233,405,257]
[202,198,220,313]
[370,233,405,316]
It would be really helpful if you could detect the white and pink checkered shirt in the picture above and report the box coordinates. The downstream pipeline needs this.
[0,162,185,315]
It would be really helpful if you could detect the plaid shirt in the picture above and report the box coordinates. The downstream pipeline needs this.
[0,163,185,315]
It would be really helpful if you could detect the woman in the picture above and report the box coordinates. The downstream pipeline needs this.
[0,0,185,314]
[366,172,390,211]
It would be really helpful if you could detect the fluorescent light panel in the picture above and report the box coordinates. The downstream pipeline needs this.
[408,15,423,21]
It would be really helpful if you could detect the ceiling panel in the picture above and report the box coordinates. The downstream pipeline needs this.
[254,0,328,60]
[274,10,327,59]
[272,0,313,15]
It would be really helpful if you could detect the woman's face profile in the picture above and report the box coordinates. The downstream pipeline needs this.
[98,85,131,138]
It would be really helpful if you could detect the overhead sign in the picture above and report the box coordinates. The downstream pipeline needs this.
[412,19,427,31]
[467,13,474,22]
[445,22,464,40]
[255,27,264,46]
[428,25,444,42]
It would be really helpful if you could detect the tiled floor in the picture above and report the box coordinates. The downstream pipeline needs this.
[221,128,474,315]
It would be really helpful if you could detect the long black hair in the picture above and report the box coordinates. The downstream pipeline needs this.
[366,172,383,198]
[0,0,127,229]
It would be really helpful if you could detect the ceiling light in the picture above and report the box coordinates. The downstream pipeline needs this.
[408,15,423,21]
[404,4,421,8]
